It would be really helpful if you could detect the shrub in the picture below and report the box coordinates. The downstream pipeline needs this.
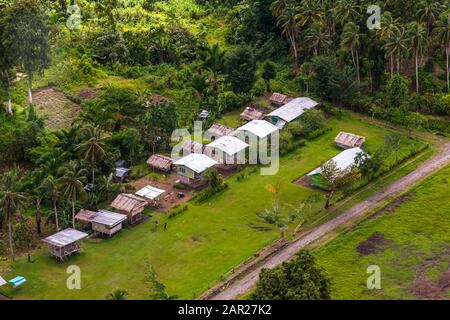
[167,205,188,219]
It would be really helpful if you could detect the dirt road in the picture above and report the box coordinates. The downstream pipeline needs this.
[206,141,450,300]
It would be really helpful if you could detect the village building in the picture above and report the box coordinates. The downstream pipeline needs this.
[181,140,205,155]
[334,131,366,149]
[266,97,319,129]
[307,147,366,187]
[42,228,88,261]
[206,136,248,169]
[114,160,131,182]
[235,120,279,142]
[110,193,147,224]
[269,92,290,106]
[174,153,217,187]
[205,123,234,140]
[75,209,127,237]
[146,154,173,172]
[240,106,265,122]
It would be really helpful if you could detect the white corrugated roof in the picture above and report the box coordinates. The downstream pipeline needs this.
[42,228,88,247]
[268,97,318,122]
[95,210,127,227]
[308,147,366,176]
[136,185,166,200]
[174,153,217,173]
[0,276,7,287]
[207,136,248,156]
[236,120,279,138]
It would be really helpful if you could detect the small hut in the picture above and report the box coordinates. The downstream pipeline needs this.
[205,123,234,140]
[42,228,88,261]
[199,110,210,120]
[147,154,173,172]
[269,92,289,106]
[181,140,204,155]
[240,106,265,122]
[75,210,127,236]
[110,193,147,224]
[266,97,319,129]
[115,160,131,182]
[334,132,366,149]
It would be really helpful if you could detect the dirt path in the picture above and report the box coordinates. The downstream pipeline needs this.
[205,140,450,300]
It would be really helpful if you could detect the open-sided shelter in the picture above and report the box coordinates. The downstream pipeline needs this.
[42,228,88,261]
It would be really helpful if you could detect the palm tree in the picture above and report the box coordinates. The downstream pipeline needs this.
[0,167,28,261]
[41,175,61,231]
[417,0,444,36]
[270,0,289,17]
[377,12,400,76]
[383,25,409,75]
[333,0,361,26]
[433,11,450,92]
[296,0,324,28]
[408,21,428,93]
[200,43,224,96]
[304,22,331,56]
[57,161,88,228]
[341,22,362,84]
[75,125,107,186]
[274,1,300,71]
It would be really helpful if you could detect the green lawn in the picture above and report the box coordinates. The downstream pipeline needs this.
[315,165,450,300]
[1,113,428,300]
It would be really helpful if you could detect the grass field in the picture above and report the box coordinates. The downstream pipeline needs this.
[315,165,450,300]
[0,113,428,300]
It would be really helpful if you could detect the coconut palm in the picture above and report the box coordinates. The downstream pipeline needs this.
[40,175,61,231]
[0,167,28,261]
[417,0,444,36]
[408,21,428,93]
[75,125,107,186]
[341,22,362,84]
[433,11,450,92]
[57,161,88,228]
[377,12,400,75]
[304,22,331,56]
[296,0,324,28]
[274,1,300,71]
[383,25,409,75]
[333,0,361,26]
[270,0,289,17]
[200,43,224,95]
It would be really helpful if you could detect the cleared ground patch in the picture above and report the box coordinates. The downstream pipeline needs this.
[34,87,81,130]
[315,165,450,300]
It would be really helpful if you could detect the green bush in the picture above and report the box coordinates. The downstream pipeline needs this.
[167,205,189,219]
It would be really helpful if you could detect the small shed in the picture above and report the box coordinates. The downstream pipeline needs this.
[110,193,147,224]
[75,210,127,236]
[115,160,131,181]
[136,185,166,205]
[240,106,265,122]
[199,110,210,119]
[334,132,366,149]
[269,92,289,106]
[147,154,173,172]
[205,123,234,140]
[42,228,88,261]
[174,153,217,187]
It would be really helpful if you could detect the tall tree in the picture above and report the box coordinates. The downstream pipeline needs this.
[261,60,277,93]
[200,43,225,96]
[273,0,300,71]
[333,0,361,26]
[0,2,15,115]
[417,0,444,36]
[383,25,409,74]
[3,0,50,106]
[57,161,87,228]
[377,12,400,76]
[0,167,28,261]
[40,175,61,232]
[251,250,332,300]
[433,11,450,92]
[341,22,362,84]
[408,21,428,93]
[75,125,107,186]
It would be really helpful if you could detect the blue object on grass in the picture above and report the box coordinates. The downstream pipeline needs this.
[9,276,26,287]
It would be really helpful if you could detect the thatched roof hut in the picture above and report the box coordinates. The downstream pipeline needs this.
[334,132,366,149]
[205,123,234,139]
[269,92,289,106]
[110,193,147,223]
[147,154,173,172]
[240,106,265,122]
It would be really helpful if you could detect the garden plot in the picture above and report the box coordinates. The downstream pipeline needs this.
[34,87,81,130]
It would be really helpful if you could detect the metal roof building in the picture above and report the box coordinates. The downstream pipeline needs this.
[267,97,319,128]
[307,147,366,176]
[236,120,279,139]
